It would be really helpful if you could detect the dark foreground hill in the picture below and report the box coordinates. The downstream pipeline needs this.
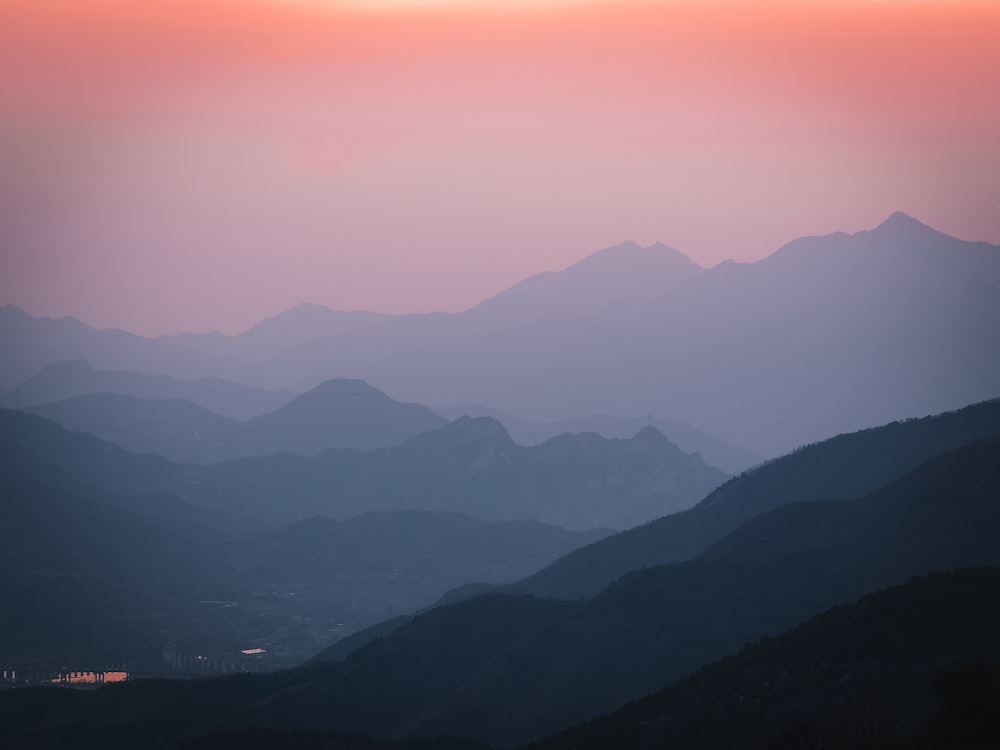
[512,397,1000,598]
[371,441,1000,745]
[529,566,1000,750]
[4,439,996,747]
[25,378,448,463]
[0,468,221,662]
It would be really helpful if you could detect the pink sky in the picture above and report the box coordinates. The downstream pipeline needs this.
[2,0,998,335]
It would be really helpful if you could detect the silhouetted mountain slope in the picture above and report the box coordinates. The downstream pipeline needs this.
[181,417,727,530]
[232,512,610,622]
[529,567,1000,750]
[168,304,392,364]
[0,303,391,391]
[0,469,224,661]
[22,379,447,464]
[7,215,997,457]
[1,410,617,659]
[184,730,488,750]
[293,440,1000,746]
[703,440,1000,565]
[241,379,446,455]
[0,596,575,749]
[310,616,413,664]
[2,358,295,419]
[277,595,577,736]
[0,304,250,388]
[432,405,761,474]
[394,440,1000,745]
[8,408,697,530]
[237,213,1000,456]
[0,408,196,522]
[514,397,1000,599]
[26,393,243,464]
[466,240,702,323]
[10,438,995,746]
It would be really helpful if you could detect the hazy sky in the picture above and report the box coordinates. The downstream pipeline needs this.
[2,0,998,335]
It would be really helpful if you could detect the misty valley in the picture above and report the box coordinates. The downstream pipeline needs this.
[2,214,1000,749]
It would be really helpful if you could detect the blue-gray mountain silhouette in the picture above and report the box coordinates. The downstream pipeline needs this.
[1,406,725,532]
[2,358,294,419]
[24,378,447,462]
[3,214,996,456]
[4,435,996,746]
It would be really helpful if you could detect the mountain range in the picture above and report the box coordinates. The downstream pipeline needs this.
[4,213,996,456]
[3,359,756,473]
[1,406,726,531]
[0,358,295,420]
[508,397,1000,599]
[3,413,996,747]
[24,379,447,463]
[3,213,1000,749]
[431,406,761,474]
[185,439,1000,745]
[0,455,610,664]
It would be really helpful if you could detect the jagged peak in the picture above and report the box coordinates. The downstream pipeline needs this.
[632,425,675,447]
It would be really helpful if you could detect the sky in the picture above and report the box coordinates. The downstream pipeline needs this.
[1,0,998,335]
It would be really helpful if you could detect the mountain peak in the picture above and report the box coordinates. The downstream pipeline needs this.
[632,425,682,451]
[310,377,380,395]
[271,378,392,414]
[468,239,701,319]
[870,211,941,238]
[578,240,700,272]
[243,377,446,452]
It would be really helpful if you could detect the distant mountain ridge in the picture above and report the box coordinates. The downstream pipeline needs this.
[1,358,295,419]
[1,407,727,531]
[432,404,761,473]
[3,213,998,455]
[467,240,702,323]
[180,416,727,530]
[23,378,448,463]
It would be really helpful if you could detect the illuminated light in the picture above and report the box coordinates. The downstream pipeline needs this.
[241,648,267,655]
[47,671,129,685]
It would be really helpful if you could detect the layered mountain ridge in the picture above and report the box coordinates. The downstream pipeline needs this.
[4,213,997,455]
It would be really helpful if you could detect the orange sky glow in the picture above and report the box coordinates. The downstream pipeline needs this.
[2,0,998,333]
